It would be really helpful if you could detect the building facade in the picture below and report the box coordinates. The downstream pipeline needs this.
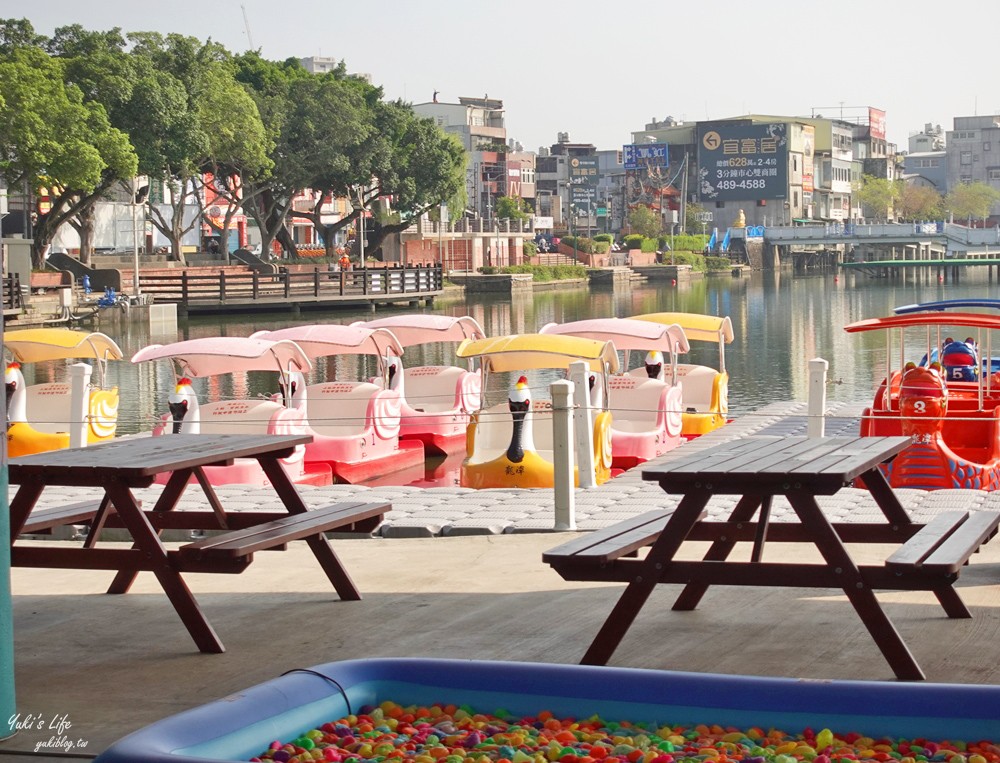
[946,115,1000,219]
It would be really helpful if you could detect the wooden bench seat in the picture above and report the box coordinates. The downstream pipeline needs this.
[543,508,702,577]
[886,510,1000,575]
[177,501,388,563]
[20,500,105,535]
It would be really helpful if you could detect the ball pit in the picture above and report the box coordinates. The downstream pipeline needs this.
[249,702,1000,763]
[93,659,1000,763]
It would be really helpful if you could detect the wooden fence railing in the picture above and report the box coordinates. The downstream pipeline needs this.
[138,264,443,304]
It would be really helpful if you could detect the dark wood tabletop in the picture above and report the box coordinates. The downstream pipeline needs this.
[642,435,913,495]
[8,434,313,487]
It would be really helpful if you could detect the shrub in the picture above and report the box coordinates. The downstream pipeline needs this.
[479,264,587,281]
[624,234,644,250]
[593,233,613,243]
[671,234,709,251]
[639,237,657,253]
[523,240,538,256]
[705,256,732,271]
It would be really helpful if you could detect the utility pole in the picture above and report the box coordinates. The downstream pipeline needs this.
[679,153,689,234]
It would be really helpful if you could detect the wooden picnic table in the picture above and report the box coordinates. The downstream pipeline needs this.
[544,435,1000,680]
[8,434,389,653]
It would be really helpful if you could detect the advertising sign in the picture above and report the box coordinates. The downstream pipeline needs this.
[802,124,815,194]
[697,123,788,201]
[623,143,668,170]
[569,156,600,211]
[869,107,886,140]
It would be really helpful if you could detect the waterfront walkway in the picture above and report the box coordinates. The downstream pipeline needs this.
[23,401,1000,540]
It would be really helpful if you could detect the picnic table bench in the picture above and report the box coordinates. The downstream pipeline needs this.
[9,434,391,653]
[544,436,1000,680]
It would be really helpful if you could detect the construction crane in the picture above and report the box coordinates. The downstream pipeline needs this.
[241,4,254,50]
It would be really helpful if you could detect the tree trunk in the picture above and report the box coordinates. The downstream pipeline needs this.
[77,206,95,267]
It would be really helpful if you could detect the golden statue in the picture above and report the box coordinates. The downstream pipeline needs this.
[733,209,746,228]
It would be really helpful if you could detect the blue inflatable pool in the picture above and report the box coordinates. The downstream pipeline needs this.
[94,658,1000,762]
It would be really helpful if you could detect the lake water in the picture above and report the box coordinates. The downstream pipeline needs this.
[17,267,1000,484]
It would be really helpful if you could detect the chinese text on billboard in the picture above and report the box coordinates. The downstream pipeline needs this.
[697,123,788,201]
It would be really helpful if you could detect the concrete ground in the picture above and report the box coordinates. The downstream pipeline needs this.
[4,402,1000,760]
[5,531,1000,760]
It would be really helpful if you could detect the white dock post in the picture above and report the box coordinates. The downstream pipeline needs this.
[569,360,597,489]
[808,358,828,438]
[68,362,92,448]
[550,379,576,531]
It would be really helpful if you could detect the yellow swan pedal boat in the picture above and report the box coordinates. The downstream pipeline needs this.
[629,312,734,437]
[4,328,122,457]
[455,333,619,489]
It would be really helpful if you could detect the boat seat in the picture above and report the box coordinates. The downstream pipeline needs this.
[25,383,75,434]
[675,365,719,412]
[608,376,666,432]
[306,381,379,437]
[471,401,555,458]
[197,399,284,435]
[404,366,465,413]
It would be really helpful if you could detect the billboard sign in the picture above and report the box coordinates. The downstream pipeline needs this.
[869,107,886,140]
[569,155,600,211]
[802,124,815,194]
[697,122,788,201]
[623,143,668,170]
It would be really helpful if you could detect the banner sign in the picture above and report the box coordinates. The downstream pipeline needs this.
[623,143,668,170]
[697,123,788,201]
[802,124,815,194]
[869,107,886,140]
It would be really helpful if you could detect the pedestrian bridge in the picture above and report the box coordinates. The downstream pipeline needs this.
[730,222,1000,255]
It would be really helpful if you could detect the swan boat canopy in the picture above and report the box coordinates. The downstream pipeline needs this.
[454,333,619,489]
[130,336,328,487]
[348,314,486,455]
[250,324,424,483]
[844,310,1000,490]
[4,328,123,457]
[538,318,691,468]
[629,312,734,437]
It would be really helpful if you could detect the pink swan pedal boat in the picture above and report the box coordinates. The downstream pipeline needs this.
[130,336,331,487]
[845,310,1000,490]
[629,312,734,437]
[454,333,619,489]
[4,328,122,458]
[350,314,485,456]
[538,318,690,469]
[251,324,424,484]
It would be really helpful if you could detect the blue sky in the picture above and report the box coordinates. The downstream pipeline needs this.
[16,0,996,154]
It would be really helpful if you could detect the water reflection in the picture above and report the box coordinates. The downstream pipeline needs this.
[16,268,1000,451]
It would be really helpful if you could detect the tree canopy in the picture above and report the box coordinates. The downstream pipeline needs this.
[0,17,467,264]
[945,181,1000,225]
[854,175,902,222]
[628,205,661,238]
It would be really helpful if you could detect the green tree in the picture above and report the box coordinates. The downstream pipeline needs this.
[628,204,661,238]
[47,24,139,264]
[897,183,943,221]
[0,44,137,268]
[358,102,467,258]
[232,51,312,258]
[124,33,269,262]
[685,202,705,233]
[495,195,529,221]
[946,181,1000,225]
[854,174,902,222]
